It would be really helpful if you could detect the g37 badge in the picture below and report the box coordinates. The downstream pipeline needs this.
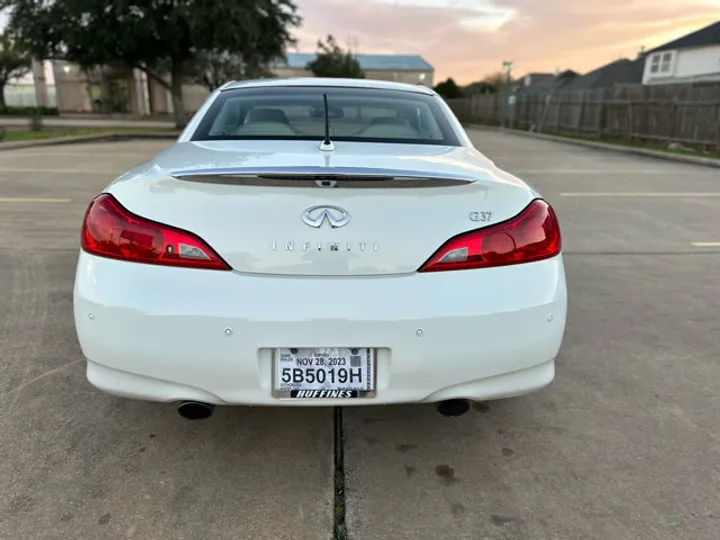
[469,211,492,222]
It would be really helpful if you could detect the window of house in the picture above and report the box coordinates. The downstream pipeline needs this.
[661,52,673,72]
[648,51,674,76]
[650,55,660,73]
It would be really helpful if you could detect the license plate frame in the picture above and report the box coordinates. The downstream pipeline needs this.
[272,347,377,399]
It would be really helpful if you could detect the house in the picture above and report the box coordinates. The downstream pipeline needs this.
[642,20,720,85]
[272,53,434,87]
[560,58,644,91]
[520,72,556,89]
[517,70,580,93]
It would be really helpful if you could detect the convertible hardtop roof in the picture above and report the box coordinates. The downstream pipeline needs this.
[220,77,437,96]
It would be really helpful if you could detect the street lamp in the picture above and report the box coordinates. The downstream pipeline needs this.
[501,61,513,128]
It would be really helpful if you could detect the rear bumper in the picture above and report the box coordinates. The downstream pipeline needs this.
[73,252,568,406]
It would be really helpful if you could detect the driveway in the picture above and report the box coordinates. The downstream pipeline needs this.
[345,130,720,540]
[0,141,332,540]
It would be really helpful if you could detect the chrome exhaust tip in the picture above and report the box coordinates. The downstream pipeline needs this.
[437,399,471,418]
[177,401,215,420]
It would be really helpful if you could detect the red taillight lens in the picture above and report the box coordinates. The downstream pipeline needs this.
[418,199,561,273]
[81,194,231,271]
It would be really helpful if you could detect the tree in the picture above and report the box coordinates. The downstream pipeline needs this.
[306,35,364,79]
[191,50,275,92]
[1,0,301,127]
[462,71,508,95]
[482,71,506,88]
[433,77,463,99]
[0,31,32,107]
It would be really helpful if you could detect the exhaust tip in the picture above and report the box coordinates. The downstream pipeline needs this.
[177,401,215,420]
[437,399,471,418]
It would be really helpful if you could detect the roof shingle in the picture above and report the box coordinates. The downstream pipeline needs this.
[648,20,720,53]
[560,59,644,91]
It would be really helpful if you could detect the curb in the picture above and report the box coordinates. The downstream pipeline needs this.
[466,125,720,169]
[0,132,179,151]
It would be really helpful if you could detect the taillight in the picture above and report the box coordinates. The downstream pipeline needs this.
[81,193,231,270]
[418,199,561,273]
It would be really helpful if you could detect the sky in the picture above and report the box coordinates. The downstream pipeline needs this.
[292,0,720,83]
[2,1,719,85]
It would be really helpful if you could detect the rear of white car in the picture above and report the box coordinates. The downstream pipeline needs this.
[73,79,567,415]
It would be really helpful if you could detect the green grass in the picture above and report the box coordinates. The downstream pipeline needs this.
[0,127,180,142]
[578,136,720,160]
[462,122,720,161]
[537,130,720,160]
[334,469,347,540]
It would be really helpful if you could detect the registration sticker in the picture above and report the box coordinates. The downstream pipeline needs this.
[273,347,376,399]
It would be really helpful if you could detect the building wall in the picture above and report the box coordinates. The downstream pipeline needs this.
[162,67,435,115]
[53,61,142,113]
[643,45,720,85]
[675,45,720,81]
[51,62,435,115]
[364,69,433,86]
[53,64,206,116]
[168,68,435,114]
[56,80,92,112]
[271,67,433,86]
[145,80,211,115]
[183,84,211,113]
[3,84,58,108]
[53,62,93,112]
[147,78,171,114]
[272,67,311,79]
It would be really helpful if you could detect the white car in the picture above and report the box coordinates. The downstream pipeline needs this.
[73,78,567,420]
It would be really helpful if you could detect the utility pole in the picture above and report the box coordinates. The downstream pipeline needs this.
[501,60,513,129]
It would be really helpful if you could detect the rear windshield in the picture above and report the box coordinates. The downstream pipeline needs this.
[191,85,461,146]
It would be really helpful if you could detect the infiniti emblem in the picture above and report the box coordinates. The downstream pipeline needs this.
[302,205,350,228]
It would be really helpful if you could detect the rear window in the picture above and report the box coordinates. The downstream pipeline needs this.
[191,85,461,146]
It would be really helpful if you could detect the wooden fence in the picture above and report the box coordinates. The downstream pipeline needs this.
[446,83,720,152]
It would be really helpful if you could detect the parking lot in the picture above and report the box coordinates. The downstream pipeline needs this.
[1,130,719,540]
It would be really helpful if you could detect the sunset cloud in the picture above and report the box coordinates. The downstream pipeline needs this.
[294,0,720,83]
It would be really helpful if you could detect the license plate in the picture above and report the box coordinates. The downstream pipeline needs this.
[273,347,376,399]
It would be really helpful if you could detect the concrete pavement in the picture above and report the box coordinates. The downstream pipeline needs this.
[0,141,333,540]
[344,130,720,540]
[467,125,720,169]
[1,132,719,539]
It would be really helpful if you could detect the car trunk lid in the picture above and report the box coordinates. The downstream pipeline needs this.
[107,141,536,276]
